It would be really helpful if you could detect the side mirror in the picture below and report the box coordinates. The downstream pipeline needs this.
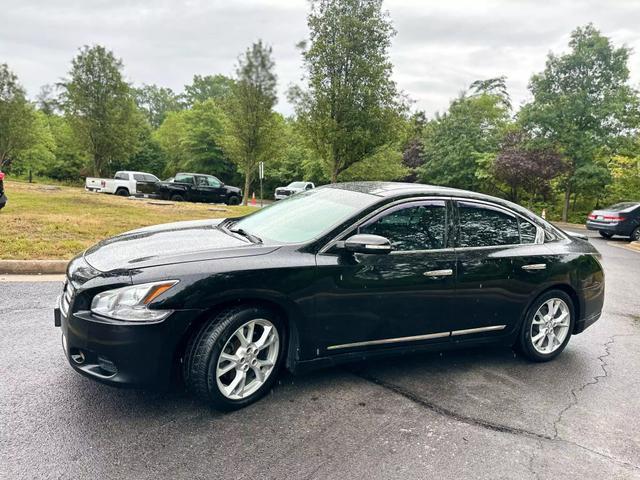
[341,234,392,255]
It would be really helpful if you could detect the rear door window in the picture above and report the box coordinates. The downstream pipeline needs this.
[114,172,128,180]
[457,202,520,247]
[175,174,195,184]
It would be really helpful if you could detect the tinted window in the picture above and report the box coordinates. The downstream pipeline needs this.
[520,219,538,244]
[175,174,195,184]
[133,174,145,181]
[607,202,640,212]
[143,174,158,182]
[114,172,128,180]
[457,202,520,247]
[360,202,446,251]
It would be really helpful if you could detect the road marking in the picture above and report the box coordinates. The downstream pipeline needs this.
[0,274,65,282]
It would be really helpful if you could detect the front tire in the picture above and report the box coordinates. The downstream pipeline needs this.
[599,230,614,239]
[171,194,184,202]
[519,290,575,362]
[183,306,285,411]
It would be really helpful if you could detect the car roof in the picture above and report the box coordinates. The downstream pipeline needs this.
[176,172,215,177]
[323,181,557,224]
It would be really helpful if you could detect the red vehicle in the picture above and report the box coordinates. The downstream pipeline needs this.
[0,171,6,210]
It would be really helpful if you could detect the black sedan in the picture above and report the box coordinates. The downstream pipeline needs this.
[55,182,605,410]
[586,202,640,241]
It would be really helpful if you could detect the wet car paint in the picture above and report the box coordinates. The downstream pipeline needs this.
[56,182,605,389]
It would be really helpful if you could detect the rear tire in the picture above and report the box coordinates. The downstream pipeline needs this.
[599,230,614,239]
[631,227,640,242]
[183,306,286,411]
[519,290,575,362]
[171,194,184,202]
[115,188,129,197]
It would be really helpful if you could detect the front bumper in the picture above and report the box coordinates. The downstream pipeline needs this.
[55,301,197,389]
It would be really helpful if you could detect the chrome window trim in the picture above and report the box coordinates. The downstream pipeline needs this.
[326,324,507,351]
[318,196,451,254]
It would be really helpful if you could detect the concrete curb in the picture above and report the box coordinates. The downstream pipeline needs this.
[0,260,68,275]
[628,242,640,252]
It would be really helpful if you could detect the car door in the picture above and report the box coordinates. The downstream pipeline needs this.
[450,200,549,341]
[314,199,457,354]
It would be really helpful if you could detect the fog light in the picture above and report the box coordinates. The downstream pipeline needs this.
[70,348,85,364]
[98,356,117,375]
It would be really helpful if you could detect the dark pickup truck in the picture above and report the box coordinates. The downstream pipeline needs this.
[147,173,242,205]
[0,171,7,210]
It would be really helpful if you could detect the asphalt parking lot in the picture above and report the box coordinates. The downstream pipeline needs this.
[1,229,639,480]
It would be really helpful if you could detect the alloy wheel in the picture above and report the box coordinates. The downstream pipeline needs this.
[530,298,571,354]
[216,318,280,400]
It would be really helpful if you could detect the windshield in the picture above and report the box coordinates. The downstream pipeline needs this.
[288,182,306,188]
[232,187,378,244]
[607,202,640,212]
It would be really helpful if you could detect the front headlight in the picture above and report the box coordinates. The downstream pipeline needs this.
[91,281,178,322]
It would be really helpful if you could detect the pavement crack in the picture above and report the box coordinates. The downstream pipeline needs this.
[350,367,640,472]
[551,334,633,440]
[349,368,553,442]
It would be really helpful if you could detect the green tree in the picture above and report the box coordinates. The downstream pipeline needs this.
[60,45,143,176]
[155,99,235,180]
[40,115,89,181]
[520,24,639,221]
[418,92,510,190]
[291,0,404,182]
[135,84,183,128]
[182,74,235,106]
[0,63,37,170]
[224,40,279,204]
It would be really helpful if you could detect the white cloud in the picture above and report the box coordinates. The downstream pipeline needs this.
[0,0,638,117]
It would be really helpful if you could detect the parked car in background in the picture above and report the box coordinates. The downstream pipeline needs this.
[274,181,314,200]
[0,171,7,210]
[55,182,604,411]
[153,173,242,205]
[586,201,640,241]
[85,171,160,197]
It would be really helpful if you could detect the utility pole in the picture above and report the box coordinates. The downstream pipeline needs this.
[258,161,264,208]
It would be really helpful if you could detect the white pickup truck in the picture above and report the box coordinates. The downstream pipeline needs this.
[85,171,160,197]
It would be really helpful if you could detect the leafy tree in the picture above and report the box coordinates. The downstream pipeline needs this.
[60,45,144,176]
[469,76,511,110]
[605,155,640,204]
[111,126,167,177]
[156,99,236,181]
[36,84,60,115]
[493,130,566,203]
[223,40,279,204]
[13,110,56,177]
[401,111,427,182]
[0,63,37,170]
[520,24,639,221]
[135,84,182,128]
[418,92,510,190]
[182,74,235,106]
[39,115,89,181]
[291,0,404,182]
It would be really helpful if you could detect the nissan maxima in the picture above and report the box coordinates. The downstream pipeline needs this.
[54,182,605,410]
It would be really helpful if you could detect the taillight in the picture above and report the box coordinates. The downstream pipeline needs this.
[588,213,596,220]
[0,172,4,181]
[604,215,624,222]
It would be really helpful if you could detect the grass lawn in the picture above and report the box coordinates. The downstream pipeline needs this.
[0,181,256,260]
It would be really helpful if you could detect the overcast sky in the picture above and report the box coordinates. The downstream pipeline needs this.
[2,0,640,117]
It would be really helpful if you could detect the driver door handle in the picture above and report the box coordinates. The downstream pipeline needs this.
[424,269,453,277]
[522,264,547,271]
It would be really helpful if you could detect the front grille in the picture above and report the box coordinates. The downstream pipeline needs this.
[60,279,75,317]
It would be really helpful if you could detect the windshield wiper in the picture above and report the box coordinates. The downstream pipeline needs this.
[228,226,262,244]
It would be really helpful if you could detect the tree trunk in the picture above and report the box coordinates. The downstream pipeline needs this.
[562,185,571,223]
[242,173,252,206]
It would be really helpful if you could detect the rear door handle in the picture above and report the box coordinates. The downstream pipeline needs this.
[424,269,453,277]
[522,264,547,271]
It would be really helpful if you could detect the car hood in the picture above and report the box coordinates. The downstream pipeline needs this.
[84,218,278,272]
